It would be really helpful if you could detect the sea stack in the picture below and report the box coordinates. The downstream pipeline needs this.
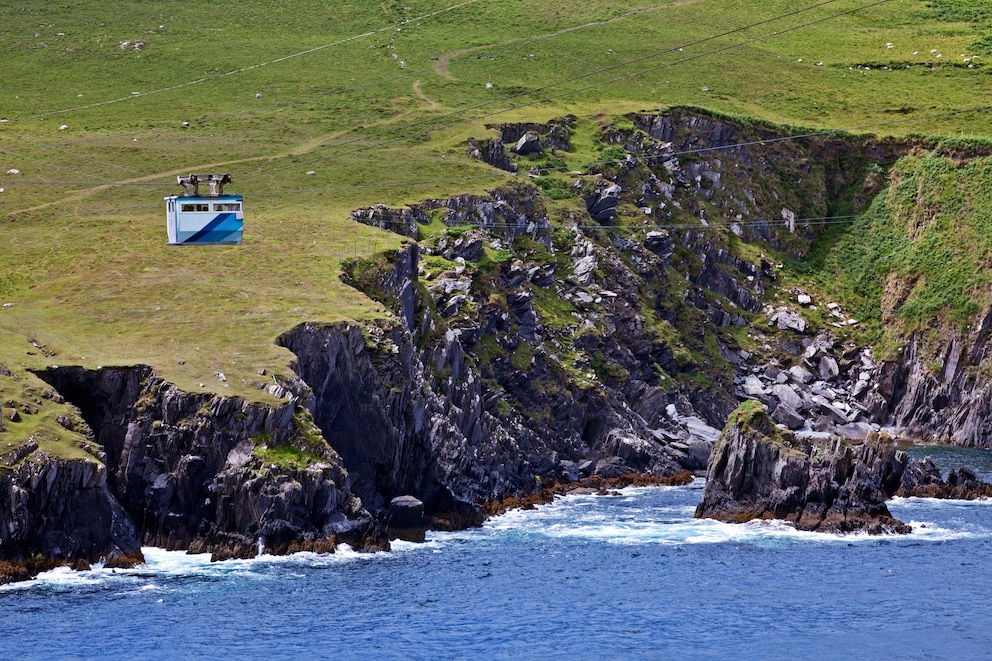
[694,401,911,534]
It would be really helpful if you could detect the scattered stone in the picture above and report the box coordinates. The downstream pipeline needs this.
[788,365,815,384]
[771,383,805,411]
[818,355,839,381]
[769,307,806,333]
[742,375,766,397]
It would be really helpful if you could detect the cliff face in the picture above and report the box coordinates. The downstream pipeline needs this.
[878,317,992,447]
[279,309,687,528]
[31,366,372,562]
[0,454,141,581]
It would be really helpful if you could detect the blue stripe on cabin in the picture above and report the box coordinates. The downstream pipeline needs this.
[185,213,240,243]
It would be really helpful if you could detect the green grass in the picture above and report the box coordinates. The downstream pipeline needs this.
[4,0,992,456]
[799,150,992,353]
[0,361,99,469]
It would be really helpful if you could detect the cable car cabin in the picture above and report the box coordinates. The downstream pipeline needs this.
[165,173,243,245]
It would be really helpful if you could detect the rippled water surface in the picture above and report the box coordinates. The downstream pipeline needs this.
[4,450,992,660]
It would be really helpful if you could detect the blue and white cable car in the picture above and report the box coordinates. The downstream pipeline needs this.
[165,173,244,245]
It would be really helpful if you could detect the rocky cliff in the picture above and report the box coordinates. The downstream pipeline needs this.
[0,364,378,583]
[0,453,141,583]
[5,107,992,579]
[878,319,992,447]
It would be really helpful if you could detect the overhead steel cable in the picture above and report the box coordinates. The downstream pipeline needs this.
[0,1,488,191]
[9,103,987,195]
[0,0,864,197]
[269,0,902,177]
[9,0,979,224]
[10,1,483,122]
[245,0,857,179]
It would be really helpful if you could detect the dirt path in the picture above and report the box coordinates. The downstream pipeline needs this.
[433,1,699,81]
[412,79,440,111]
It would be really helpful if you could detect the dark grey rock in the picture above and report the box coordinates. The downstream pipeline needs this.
[819,355,840,381]
[385,495,426,543]
[770,403,805,430]
[771,384,805,411]
[696,405,911,534]
[512,131,543,155]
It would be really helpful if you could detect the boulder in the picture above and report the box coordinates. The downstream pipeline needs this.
[585,183,621,225]
[742,375,766,397]
[770,403,805,430]
[770,307,806,333]
[788,365,815,384]
[818,355,840,381]
[512,131,542,156]
[771,383,805,411]
[385,495,427,543]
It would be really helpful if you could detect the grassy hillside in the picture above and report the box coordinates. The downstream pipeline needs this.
[803,148,992,354]
[3,0,992,420]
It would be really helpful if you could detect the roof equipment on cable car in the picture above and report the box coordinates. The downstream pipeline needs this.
[164,173,243,245]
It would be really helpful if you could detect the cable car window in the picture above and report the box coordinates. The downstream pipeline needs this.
[181,203,210,212]
[213,203,241,212]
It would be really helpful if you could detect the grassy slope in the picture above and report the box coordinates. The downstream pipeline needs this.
[3,0,992,450]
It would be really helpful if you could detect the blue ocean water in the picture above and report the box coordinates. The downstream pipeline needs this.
[3,448,992,660]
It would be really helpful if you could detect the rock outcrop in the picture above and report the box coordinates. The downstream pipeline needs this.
[0,454,142,581]
[695,402,911,534]
[24,366,378,567]
[897,456,992,499]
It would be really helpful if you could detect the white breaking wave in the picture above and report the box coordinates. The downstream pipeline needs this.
[890,495,992,508]
[0,542,401,592]
[439,484,992,548]
[5,486,991,593]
